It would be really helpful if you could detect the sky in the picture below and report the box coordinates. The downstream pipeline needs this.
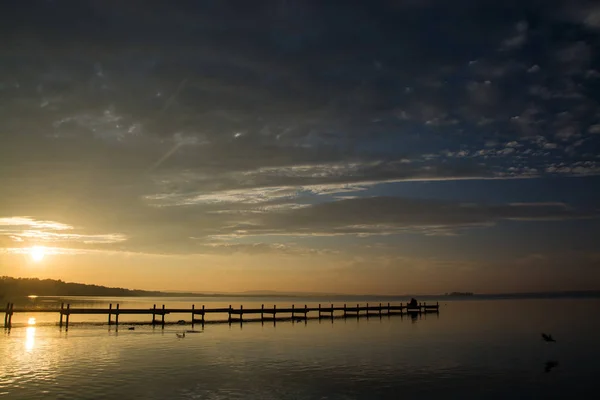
[1,0,599,294]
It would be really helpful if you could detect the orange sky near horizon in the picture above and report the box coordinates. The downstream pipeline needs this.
[1,247,597,295]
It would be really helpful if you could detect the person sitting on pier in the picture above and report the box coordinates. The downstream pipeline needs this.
[409,298,418,308]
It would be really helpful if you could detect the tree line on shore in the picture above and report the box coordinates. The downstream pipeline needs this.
[0,276,165,298]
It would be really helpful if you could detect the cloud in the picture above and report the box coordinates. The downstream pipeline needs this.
[561,1,600,30]
[0,216,127,245]
[545,161,600,175]
[589,125,600,134]
[204,197,599,240]
[193,242,339,256]
[4,193,594,257]
[0,217,72,231]
[556,41,592,75]
[144,160,497,208]
[500,21,528,50]
[145,186,300,207]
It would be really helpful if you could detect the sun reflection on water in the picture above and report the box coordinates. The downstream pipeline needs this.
[25,327,36,352]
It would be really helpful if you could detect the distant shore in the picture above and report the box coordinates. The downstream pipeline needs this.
[1,276,599,300]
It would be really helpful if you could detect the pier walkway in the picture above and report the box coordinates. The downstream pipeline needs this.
[3,302,439,330]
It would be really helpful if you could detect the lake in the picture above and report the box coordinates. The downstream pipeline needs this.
[1,297,598,399]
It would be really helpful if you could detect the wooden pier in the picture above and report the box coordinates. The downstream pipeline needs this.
[3,301,439,330]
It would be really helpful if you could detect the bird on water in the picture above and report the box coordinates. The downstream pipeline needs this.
[176,332,185,338]
[545,361,559,373]
[541,333,556,342]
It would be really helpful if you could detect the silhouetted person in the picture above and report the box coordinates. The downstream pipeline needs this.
[409,298,418,308]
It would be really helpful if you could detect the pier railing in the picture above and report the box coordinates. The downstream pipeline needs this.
[3,301,439,330]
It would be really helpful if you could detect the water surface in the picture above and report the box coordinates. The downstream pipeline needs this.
[1,298,598,399]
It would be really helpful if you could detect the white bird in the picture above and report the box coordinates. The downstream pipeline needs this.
[176,332,185,339]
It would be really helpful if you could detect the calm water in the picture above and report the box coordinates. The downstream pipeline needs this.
[1,297,599,399]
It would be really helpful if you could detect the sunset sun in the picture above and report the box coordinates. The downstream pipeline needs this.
[30,246,46,262]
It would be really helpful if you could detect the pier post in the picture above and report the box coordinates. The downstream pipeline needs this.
[161,304,165,328]
[366,303,369,319]
[318,303,321,319]
[356,304,359,319]
[387,302,390,314]
[343,304,347,318]
[228,305,232,323]
[191,304,195,327]
[108,303,112,326]
[261,304,264,322]
[65,304,70,330]
[59,302,64,328]
[7,303,13,328]
[291,304,295,320]
[379,303,382,317]
[4,303,11,328]
[274,304,276,322]
[115,304,120,327]
[304,304,307,321]
[152,304,156,326]
[331,304,334,322]
[202,305,205,326]
[240,305,243,323]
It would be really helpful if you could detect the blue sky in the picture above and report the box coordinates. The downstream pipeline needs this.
[0,0,599,293]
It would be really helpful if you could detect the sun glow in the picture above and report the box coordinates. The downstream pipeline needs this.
[30,246,46,262]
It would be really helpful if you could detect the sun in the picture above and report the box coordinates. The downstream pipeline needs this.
[30,246,46,262]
